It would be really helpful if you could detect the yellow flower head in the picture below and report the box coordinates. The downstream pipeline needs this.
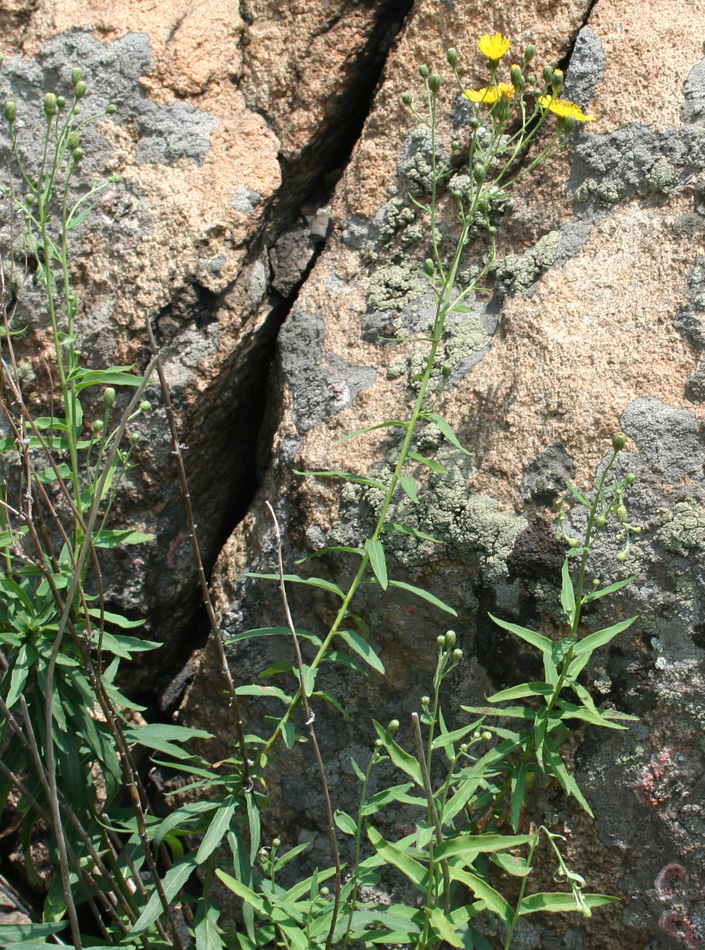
[478,33,512,63]
[462,82,515,104]
[539,95,596,122]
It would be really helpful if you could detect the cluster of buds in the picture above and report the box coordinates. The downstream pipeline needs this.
[437,628,463,666]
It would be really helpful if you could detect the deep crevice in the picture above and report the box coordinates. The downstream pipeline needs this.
[143,0,416,713]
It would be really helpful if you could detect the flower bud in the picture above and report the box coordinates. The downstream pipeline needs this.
[612,432,626,451]
[25,193,35,206]
[481,731,493,742]
[428,73,441,94]
[320,887,330,897]
[56,96,66,109]
[617,504,628,524]
[387,719,400,735]
[552,69,564,92]
[401,92,412,106]
[451,140,460,151]
[625,472,636,485]
[595,515,607,529]
[424,258,434,277]
[74,80,87,100]
[445,629,457,648]
[592,578,600,587]
[374,738,383,748]
[447,48,458,68]
[272,837,281,848]
[72,67,83,86]
[473,164,486,184]
[436,634,445,647]
[562,115,577,135]
[93,419,104,434]
[4,100,16,123]
[452,648,463,662]
[106,104,117,115]
[72,147,84,163]
[104,387,116,408]
[566,536,580,548]
[527,74,537,87]
[421,695,430,708]
[68,132,80,150]
[510,64,523,86]
[419,65,429,79]
[139,400,151,412]
[616,550,628,563]
[469,117,479,131]
[130,432,140,445]
[524,44,536,62]
[542,64,553,83]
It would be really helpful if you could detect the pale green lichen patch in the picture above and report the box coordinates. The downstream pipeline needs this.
[444,313,489,362]
[494,231,558,298]
[398,127,449,197]
[647,156,676,195]
[656,499,705,555]
[366,264,426,312]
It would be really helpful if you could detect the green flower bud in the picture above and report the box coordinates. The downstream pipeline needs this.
[447,48,458,68]
[139,400,151,412]
[93,419,104,434]
[562,115,577,135]
[436,634,445,647]
[44,92,59,119]
[552,69,564,92]
[617,504,628,524]
[481,731,493,742]
[592,578,600,587]
[451,140,460,151]
[473,164,486,184]
[510,64,523,86]
[130,432,140,445]
[625,472,636,485]
[428,73,441,94]
[542,65,553,83]
[106,104,117,115]
[56,96,66,109]
[73,106,81,115]
[527,74,537,87]
[421,695,430,708]
[72,67,83,86]
[387,719,400,735]
[419,65,429,79]
[68,132,80,149]
[595,515,607,529]
[424,258,434,277]
[4,100,16,123]
[374,738,383,748]
[524,44,536,63]
[272,837,281,848]
[452,648,463,662]
[25,193,35,206]
[460,742,469,752]
[566,536,580,548]
[74,80,87,100]
[616,550,628,563]
[104,387,116,408]
[612,432,626,451]
[469,117,479,131]
[445,629,456,649]
[72,147,84,163]
[401,92,412,106]
[320,887,330,898]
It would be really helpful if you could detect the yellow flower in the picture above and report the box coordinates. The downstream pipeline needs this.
[462,82,515,104]
[478,33,512,63]
[539,95,596,122]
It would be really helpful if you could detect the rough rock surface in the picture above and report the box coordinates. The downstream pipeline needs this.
[4,0,705,947]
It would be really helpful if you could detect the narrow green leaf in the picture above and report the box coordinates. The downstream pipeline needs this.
[366,538,388,590]
[235,684,293,704]
[246,792,261,865]
[92,529,155,548]
[583,575,636,604]
[511,761,529,832]
[372,720,423,786]
[86,608,146,629]
[339,629,385,675]
[338,420,409,442]
[226,626,322,646]
[488,613,553,654]
[124,723,213,760]
[400,474,420,504]
[421,412,472,455]
[367,824,428,890]
[434,833,535,863]
[334,810,358,835]
[196,801,236,864]
[519,892,618,915]
[382,522,444,544]
[543,736,594,817]
[215,870,267,915]
[389,579,457,615]
[567,483,590,507]
[561,561,576,625]
[573,617,636,656]
[129,857,196,935]
[293,469,387,491]
[361,783,424,815]
[281,721,296,748]
[447,866,512,925]
[407,450,447,474]
[491,851,532,878]
[194,899,223,950]
[486,682,554,703]
[246,573,345,599]
[429,906,464,947]
[273,841,311,872]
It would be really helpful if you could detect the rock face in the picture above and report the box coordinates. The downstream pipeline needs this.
[5,0,705,947]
